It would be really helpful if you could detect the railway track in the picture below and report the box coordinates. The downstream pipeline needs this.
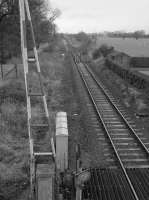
[82,168,149,200]
[72,54,149,200]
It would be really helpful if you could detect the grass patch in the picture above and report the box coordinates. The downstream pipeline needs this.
[0,39,69,199]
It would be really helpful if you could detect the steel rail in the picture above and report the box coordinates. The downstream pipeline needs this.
[73,56,139,200]
[85,63,149,156]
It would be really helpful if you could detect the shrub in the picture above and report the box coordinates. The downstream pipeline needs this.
[92,48,102,59]
[92,44,114,59]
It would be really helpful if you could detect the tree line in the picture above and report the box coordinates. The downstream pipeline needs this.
[104,30,149,39]
[0,0,60,63]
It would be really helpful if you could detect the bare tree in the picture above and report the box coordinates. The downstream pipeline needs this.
[49,8,61,22]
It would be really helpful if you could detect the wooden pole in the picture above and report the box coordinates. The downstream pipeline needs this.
[15,64,18,78]
[76,169,82,200]
[1,63,3,79]
[19,0,33,199]
[0,31,4,79]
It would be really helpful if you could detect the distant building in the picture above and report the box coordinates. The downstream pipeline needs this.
[108,50,149,69]
[107,51,130,68]
[130,57,149,68]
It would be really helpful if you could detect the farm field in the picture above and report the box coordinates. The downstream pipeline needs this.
[96,37,149,57]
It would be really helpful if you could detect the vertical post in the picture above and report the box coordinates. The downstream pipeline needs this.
[30,138,35,199]
[0,31,4,79]
[19,0,33,199]
[75,170,90,200]
[76,186,82,200]
[15,64,18,78]
[24,0,41,73]
[1,63,3,79]
[76,170,82,200]
[76,144,81,173]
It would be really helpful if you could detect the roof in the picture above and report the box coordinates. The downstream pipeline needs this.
[97,37,149,57]
[109,50,130,58]
[130,57,149,68]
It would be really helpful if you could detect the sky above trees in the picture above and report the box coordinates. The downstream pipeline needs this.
[50,0,149,33]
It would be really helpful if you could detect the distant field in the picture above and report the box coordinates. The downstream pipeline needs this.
[96,37,149,57]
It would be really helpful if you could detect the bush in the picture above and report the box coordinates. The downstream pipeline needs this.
[92,44,114,59]
[0,80,26,103]
[92,48,102,59]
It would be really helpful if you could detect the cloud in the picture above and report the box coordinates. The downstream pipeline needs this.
[51,0,149,33]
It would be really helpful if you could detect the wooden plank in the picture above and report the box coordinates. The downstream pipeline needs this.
[37,178,53,200]
[34,152,53,156]
[36,164,55,200]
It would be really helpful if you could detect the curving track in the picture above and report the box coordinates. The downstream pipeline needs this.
[72,54,149,200]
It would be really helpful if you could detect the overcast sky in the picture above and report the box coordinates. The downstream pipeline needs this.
[50,0,149,33]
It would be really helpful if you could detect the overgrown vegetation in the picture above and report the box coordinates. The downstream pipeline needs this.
[0,79,29,199]
[0,0,60,62]
[0,34,69,199]
[0,0,63,199]
[75,31,92,55]
[106,30,149,39]
[92,44,114,59]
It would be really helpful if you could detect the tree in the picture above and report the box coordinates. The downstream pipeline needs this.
[92,48,101,60]
[49,8,61,22]
[92,44,113,59]
[0,0,19,61]
[133,30,145,39]
[106,30,147,39]
[0,0,15,24]
[75,32,92,55]
[0,0,60,61]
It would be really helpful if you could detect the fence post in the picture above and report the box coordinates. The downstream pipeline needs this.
[1,63,3,79]
[15,64,18,78]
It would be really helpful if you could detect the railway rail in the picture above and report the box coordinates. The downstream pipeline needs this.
[82,168,149,200]
[72,53,149,200]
